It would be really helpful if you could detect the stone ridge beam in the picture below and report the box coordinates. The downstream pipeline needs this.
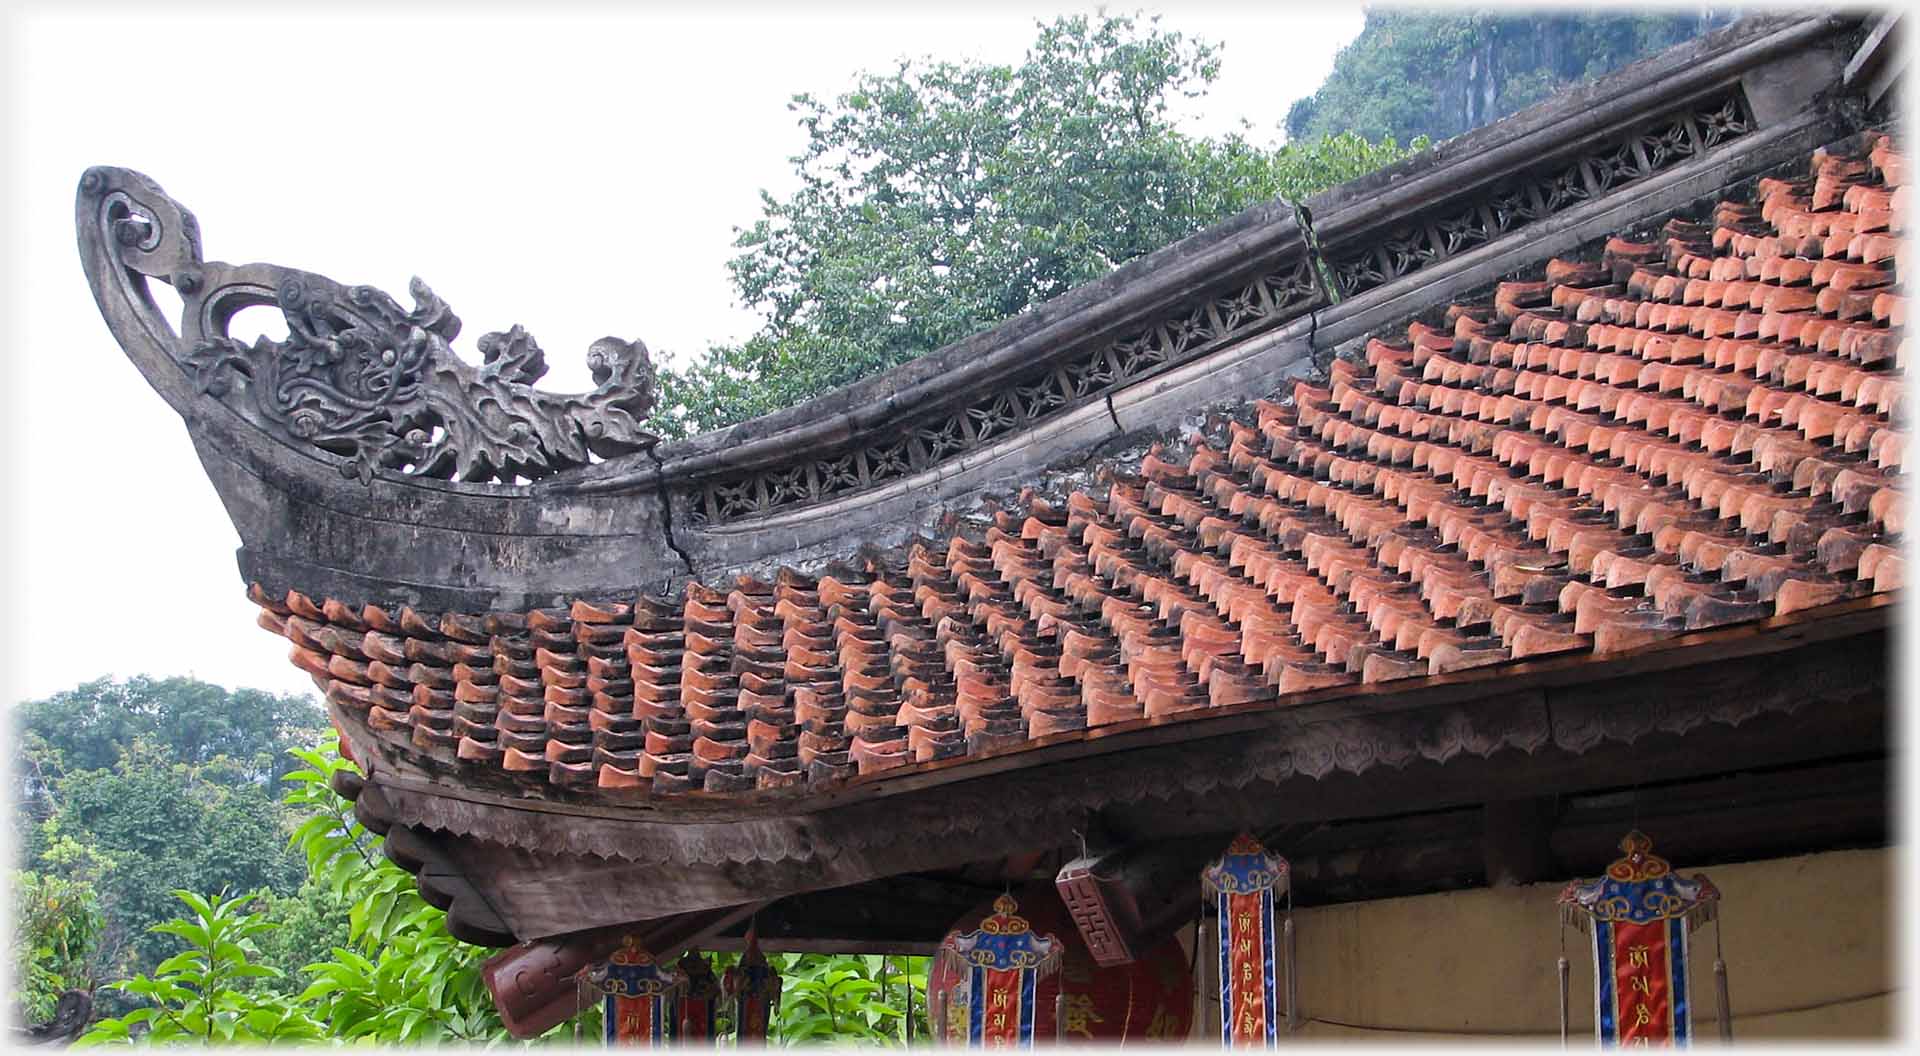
[78,13,1868,609]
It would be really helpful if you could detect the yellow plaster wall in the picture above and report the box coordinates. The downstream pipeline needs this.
[1196,847,1896,1042]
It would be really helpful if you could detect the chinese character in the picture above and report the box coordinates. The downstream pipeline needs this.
[1061,994,1104,1038]
[1143,1006,1179,1039]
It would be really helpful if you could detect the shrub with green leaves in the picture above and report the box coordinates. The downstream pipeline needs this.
[75,889,324,1045]
[10,869,106,1023]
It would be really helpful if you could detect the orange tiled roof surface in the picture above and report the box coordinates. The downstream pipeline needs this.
[260,134,1907,799]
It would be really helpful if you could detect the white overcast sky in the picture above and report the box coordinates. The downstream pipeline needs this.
[1,4,1367,705]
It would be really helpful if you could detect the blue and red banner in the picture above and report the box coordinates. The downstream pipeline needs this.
[937,893,1064,1048]
[1560,831,1719,1048]
[676,950,721,1040]
[722,930,782,1042]
[1202,833,1289,1047]
[929,887,1194,1043]
[588,936,679,1045]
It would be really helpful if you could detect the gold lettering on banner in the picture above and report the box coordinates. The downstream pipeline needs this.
[1633,1003,1653,1027]
[1061,994,1103,1038]
[1629,976,1653,997]
[1628,945,1651,968]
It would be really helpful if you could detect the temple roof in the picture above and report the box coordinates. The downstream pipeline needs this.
[251,129,1905,803]
[78,12,1899,967]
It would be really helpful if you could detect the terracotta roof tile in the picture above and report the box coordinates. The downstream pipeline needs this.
[268,135,1907,800]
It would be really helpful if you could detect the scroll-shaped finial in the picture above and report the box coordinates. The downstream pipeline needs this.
[78,166,658,487]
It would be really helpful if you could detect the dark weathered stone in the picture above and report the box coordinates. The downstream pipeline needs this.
[75,13,1864,611]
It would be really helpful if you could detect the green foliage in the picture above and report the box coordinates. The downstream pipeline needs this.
[26,740,308,986]
[14,675,326,789]
[74,889,325,1045]
[278,738,509,1043]
[1285,9,1739,146]
[656,12,1415,438]
[243,884,351,996]
[771,953,927,1045]
[17,681,941,1045]
[11,677,327,997]
[10,870,106,1022]
[56,735,510,1045]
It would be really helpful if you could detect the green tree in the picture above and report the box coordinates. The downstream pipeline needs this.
[657,12,1417,437]
[25,740,308,989]
[29,719,944,1045]
[1285,9,1739,146]
[13,675,326,790]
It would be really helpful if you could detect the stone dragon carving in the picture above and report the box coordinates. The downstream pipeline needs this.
[78,166,658,486]
[185,274,657,484]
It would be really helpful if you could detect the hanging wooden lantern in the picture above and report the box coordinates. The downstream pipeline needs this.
[675,950,721,1041]
[929,885,1194,1044]
[722,929,782,1042]
[586,935,681,1045]
[931,892,1065,1047]
[1558,830,1725,1047]
[1200,832,1293,1047]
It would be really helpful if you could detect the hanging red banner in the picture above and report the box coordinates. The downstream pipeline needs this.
[587,936,679,1046]
[676,950,720,1040]
[722,929,781,1042]
[933,893,1064,1048]
[1202,833,1289,1048]
[1560,831,1719,1048]
[930,886,1193,1043]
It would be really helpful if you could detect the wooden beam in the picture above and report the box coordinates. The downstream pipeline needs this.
[345,598,1893,828]
[353,621,1886,947]
[1483,798,1559,887]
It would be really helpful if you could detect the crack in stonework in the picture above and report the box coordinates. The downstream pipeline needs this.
[1288,197,1330,365]
[645,445,697,574]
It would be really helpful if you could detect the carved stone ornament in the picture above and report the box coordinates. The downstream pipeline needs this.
[79,166,658,485]
[1327,89,1755,299]
[689,257,1325,525]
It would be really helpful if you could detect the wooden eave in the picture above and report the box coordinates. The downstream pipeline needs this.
[340,594,1890,944]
